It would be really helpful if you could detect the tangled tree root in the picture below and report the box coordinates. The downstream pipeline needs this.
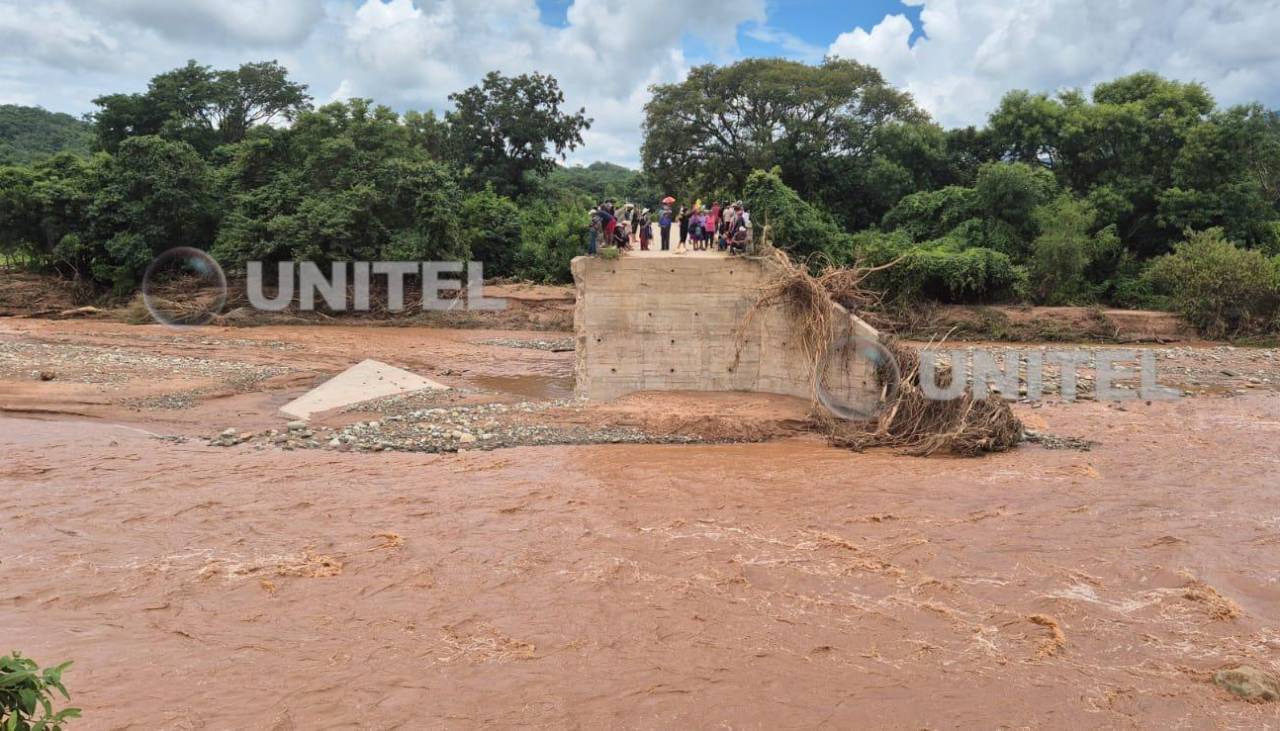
[830,338,1023,457]
[745,248,1023,457]
[738,248,889,396]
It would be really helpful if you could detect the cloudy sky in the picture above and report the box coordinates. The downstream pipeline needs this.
[1,0,1277,167]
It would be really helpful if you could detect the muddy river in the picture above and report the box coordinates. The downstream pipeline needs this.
[2,320,1279,728]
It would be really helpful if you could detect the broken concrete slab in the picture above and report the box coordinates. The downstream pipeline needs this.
[280,359,447,420]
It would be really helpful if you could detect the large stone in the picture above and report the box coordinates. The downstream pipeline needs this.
[1214,666,1280,702]
[280,359,447,420]
[571,252,881,415]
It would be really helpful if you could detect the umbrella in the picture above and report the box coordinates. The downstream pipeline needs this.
[661,196,675,205]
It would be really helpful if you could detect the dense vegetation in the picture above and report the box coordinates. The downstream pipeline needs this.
[0,61,595,288]
[2,57,1279,335]
[648,60,1280,334]
[0,105,93,165]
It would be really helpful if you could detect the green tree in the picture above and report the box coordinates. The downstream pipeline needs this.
[402,109,450,159]
[943,126,1002,185]
[641,58,925,226]
[1157,104,1280,251]
[742,167,854,263]
[0,165,39,262]
[212,61,313,144]
[833,120,964,229]
[460,189,521,277]
[542,162,660,204]
[988,90,1064,168]
[988,72,1218,257]
[0,152,104,274]
[1029,194,1094,304]
[88,136,217,290]
[92,60,311,154]
[375,158,466,261]
[446,71,590,198]
[211,99,466,269]
[971,161,1058,256]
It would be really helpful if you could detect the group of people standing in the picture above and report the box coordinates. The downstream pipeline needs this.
[672,200,752,253]
[588,199,752,256]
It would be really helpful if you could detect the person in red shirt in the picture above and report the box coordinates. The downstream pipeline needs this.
[602,200,617,249]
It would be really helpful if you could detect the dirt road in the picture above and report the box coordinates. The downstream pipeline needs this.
[2,320,1279,728]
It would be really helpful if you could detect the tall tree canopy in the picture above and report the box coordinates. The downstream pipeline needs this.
[446,71,591,198]
[92,60,312,154]
[6,58,1280,317]
[641,58,932,226]
[1,61,603,289]
[987,72,1280,255]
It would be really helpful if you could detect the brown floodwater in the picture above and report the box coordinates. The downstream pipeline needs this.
[2,320,1280,728]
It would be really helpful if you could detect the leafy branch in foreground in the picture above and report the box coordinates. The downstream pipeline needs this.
[1,651,80,731]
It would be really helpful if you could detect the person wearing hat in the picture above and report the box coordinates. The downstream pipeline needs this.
[658,203,673,251]
[587,203,601,255]
[638,208,653,251]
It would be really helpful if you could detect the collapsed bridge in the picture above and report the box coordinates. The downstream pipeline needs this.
[571,249,882,414]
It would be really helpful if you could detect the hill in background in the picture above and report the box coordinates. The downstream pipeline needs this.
[546,161,659,203]
[0,104,94,164]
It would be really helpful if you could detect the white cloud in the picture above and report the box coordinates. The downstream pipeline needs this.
[327,0,766,165]
[10,0,1271,166]
[95,0,327,46]
[0,2,130,72]
[829,0,1280,128]
[0,0,765,167]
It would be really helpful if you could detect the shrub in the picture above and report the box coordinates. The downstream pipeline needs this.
[972,161,1058,256]
[514,201,588,283]
[742,168,853,263]
[1028,194,1094,304]
[881,185,977,242]
[1261,221,1280,257]
[459,189,521,278]
[1143,228,1280,337]
[853,230,1028,303]
[1110,271,1165,310]
[1,651,79,731]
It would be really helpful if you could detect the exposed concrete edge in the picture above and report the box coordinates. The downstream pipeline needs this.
[570,253,882,408]
[570,252,879,341]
